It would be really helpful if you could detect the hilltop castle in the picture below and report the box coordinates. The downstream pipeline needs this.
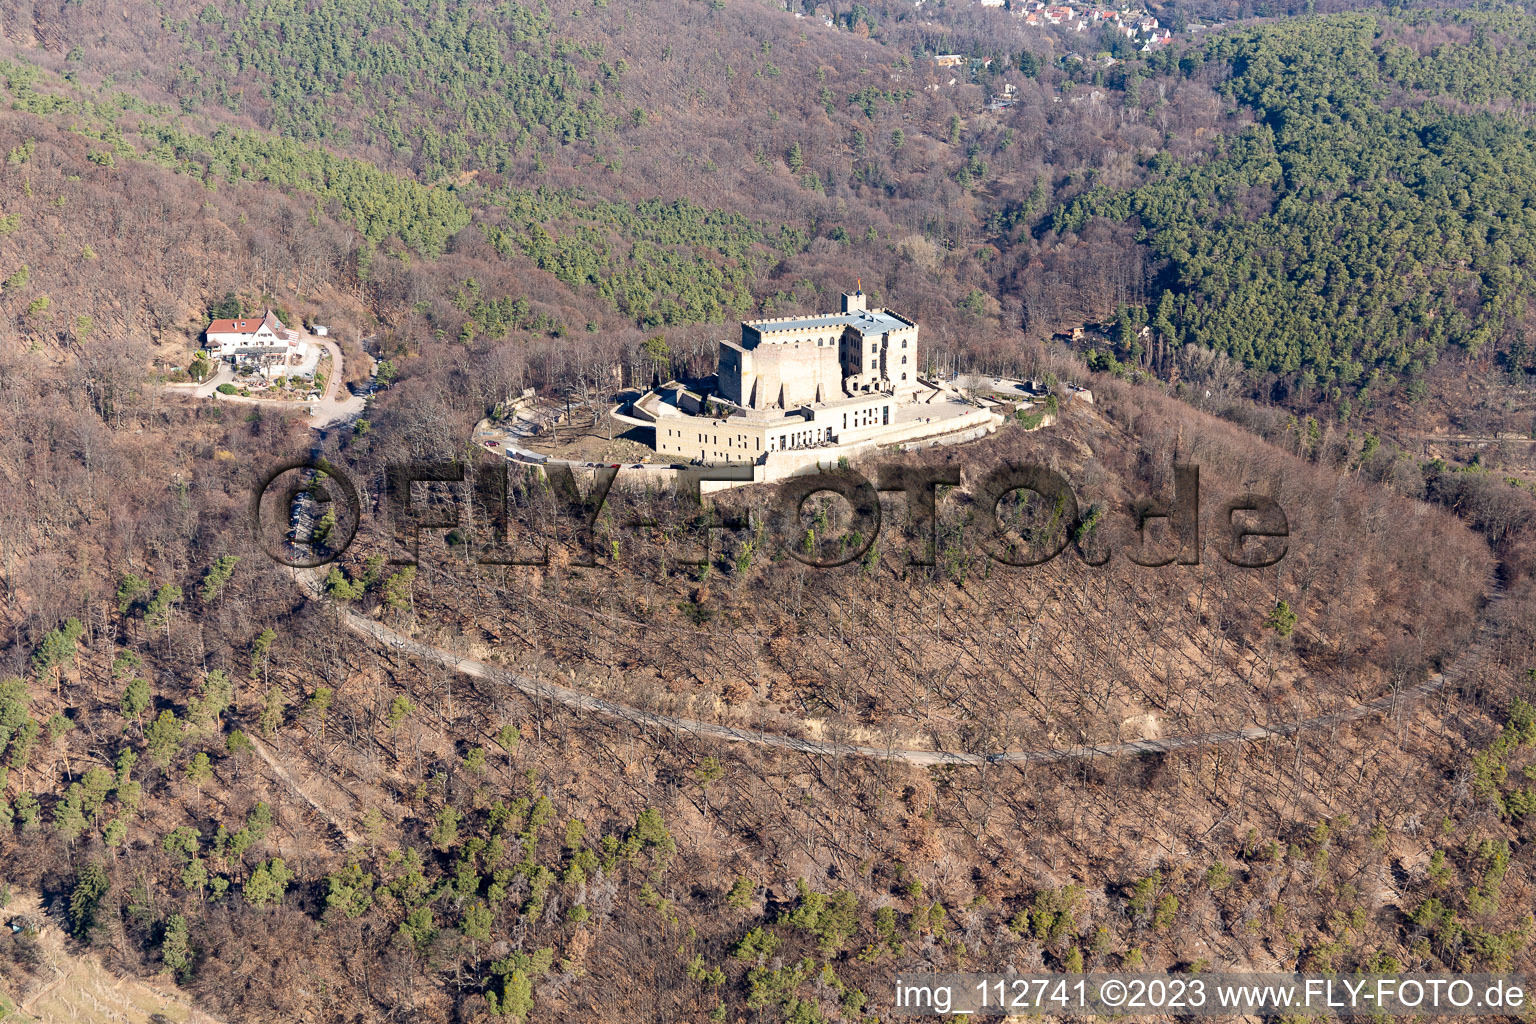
[622,288,1004,471]
[717,289,919,410]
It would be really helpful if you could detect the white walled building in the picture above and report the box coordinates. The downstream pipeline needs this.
[205,309,310,376]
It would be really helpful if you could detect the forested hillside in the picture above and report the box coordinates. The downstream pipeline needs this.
[10,0,1536,413]
[18,0,619,175]
[478,188,796,327]
[0,78,369,357]
[0,0,1155,341]
[1054,11,1536,406]
[2,322,1534,1023]
[2,3,1536,1022]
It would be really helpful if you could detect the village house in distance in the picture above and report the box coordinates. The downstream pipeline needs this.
[618,288,1006,477]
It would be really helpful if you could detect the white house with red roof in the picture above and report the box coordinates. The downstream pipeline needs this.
[205,309,311,376]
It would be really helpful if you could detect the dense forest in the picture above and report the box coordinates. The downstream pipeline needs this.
[121,0,616,176]
[1053,11,1536,406]
[479,188,795,327]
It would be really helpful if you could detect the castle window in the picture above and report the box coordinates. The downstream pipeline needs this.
[901,356,907,364]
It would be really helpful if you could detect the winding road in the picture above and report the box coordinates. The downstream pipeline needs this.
[293,568,1469,766]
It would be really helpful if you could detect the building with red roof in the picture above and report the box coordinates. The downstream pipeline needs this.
[205,309,309,375]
